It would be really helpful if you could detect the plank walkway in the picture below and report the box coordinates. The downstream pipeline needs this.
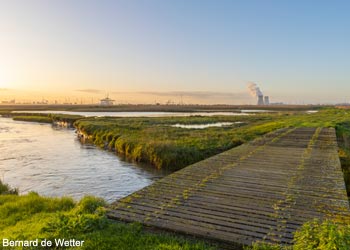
[108,127,350,248]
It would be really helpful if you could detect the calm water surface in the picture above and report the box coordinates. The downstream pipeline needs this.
[13,111,250,117]
[0,117,165,202]
[171,122,242,129]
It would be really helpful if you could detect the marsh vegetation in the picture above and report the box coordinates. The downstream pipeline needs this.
[74,108,350,171]
[2,107,350,249]
[0,181,212,250]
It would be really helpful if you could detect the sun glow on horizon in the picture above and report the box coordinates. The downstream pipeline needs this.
[0,1,349,104]
[0,81,8,89]
[0,71,14,90]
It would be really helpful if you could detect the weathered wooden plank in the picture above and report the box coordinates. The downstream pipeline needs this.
[108,127,350,248]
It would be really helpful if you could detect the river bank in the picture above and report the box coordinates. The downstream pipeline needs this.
[0,103,324,113]
[73,108,345,170]
[0,180,214,250]
[0,117,164,201]
[3,108,350,188]
[3,116,350,249]
[2,108,350,249]
[3,108,350,172]
[0,112,82,128]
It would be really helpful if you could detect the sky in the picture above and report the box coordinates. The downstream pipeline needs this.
[0,0,349,104]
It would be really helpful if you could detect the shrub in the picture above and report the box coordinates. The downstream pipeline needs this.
[293,219,350,250]
[0,180,18,195]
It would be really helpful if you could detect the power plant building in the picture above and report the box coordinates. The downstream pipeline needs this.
[256,95,270,105]
[264,96,270,105]
[247,82,270,105]
[257,95,264,105]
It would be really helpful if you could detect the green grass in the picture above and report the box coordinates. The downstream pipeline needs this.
[74,115,266,170]
[2,112,83,125]
[6,108,347,171]
[50,114,83,124]
[2,190,350,250]
[293,218,350,250]
[3,107,350,249]
[0,192,214,250]
[336,121,350,197]
[12,116,53,123]
[0,180,18,195]
[246,218,350,250]
[74,108,350,170]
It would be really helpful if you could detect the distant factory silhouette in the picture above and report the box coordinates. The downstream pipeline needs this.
[247,82,271,105]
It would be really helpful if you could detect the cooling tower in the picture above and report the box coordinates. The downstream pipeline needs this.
[264,96,269,105]
[257,95,264,105]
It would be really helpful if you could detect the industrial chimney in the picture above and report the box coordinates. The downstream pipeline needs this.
[247,82,270,105]
[264,96,269,105]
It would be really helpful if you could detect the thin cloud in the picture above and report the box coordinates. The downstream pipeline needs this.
[75,89,104,94]
[105,90,250,104]
[0,88,8,91]
[121,91,249,99]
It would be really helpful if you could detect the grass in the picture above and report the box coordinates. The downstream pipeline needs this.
[12,116,53,123]
[2,183,350,250]
[74,108,350,170]
[336,122,350,197]
[4,107,343,172]
[0,181,18,195]
[246,218,350,250]
[74,114,272,170]
[0,190,215,250]
[3,107,350,249]
[240,108,350,250]
[2,112,83,125]
[73,107,350,249]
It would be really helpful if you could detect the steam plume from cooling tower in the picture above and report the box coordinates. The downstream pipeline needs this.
[247,82,263,97]
[247,82,265,105]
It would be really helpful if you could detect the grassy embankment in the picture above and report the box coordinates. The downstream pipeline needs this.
[0,111,215,249]
[2,182,350,250]
[336,121,350,197]
[74,108,349,171]
[2,108,350,249]
[0,111,82,125]
[74,113,285,170]
[12,115,53,123]
[246,216,350,250]
[74,108,350,249]
[0,180,214,250]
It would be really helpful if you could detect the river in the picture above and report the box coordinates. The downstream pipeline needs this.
[0,117,166,202]
[12,110,251,117]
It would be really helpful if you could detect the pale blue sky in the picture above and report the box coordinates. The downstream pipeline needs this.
[0,0,349,104]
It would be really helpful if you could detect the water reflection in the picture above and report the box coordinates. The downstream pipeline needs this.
[12,110,250,117]
[171,122,243,129]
